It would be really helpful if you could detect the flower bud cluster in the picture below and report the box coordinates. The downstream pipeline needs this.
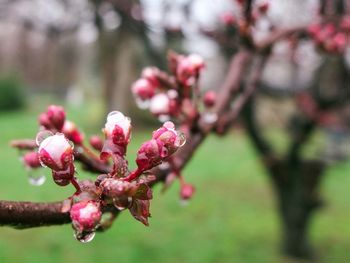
[70,200,102,234]
[308,23,348,54]
[131,53,205,120]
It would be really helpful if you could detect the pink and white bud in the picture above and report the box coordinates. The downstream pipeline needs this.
[38,113,53,130]
[136,139,163,171]
[46,105,66,131]
[62,121,84,145]
[38,133,74,171]
[104,111,131,146]
[70,201,102,232]
[141,67,160,87]
[258,2,269,13]
[203,90,217,108]
[176,54,205,86]
[180,183,195,200]
[132,78,156,101]
[149,93,171,116]
[152,121,182,155]
[23,151,41,168]
[221,12,235,26]
[90,135,103,151]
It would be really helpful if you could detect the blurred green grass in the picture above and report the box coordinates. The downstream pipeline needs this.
[1,99,350,263]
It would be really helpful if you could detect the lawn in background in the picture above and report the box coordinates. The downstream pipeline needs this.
[0,99,350,263]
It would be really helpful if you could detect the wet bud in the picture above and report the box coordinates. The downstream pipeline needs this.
[70,201,102,232]
[100,178,132,198]
[149,93,171,116]
[62,121,84,145]
[46,105,66,131]
[136,139,163,171]
[23,151,41,168]
[90,135,103,151]
[131,78,156,101]
[104,111,131,146]
[38,113,53,129]
[141,67,160,87]
[180,183,195,200]
[38,133,74,171]
[334,32,347,52]
[152,121,182,155]
[203,90,217,108]
[52,163,75,186]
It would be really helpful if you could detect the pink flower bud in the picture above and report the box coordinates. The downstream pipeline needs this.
[100,178,132,198]
[152,121,182,155]
[149,93,171,115]
[258,2,269,13]
[141,67,160,87]
[131,78,156,101]
[52,163,75,186]
[70,201,102,232]
[38,113,53,130]
[89,135,103,151]
[38,133,74,171]
[334,32,347,52]
[203,91,217,108]
[180,183,195,200]
[136,139,163,171]
[104,111,131,146]
[62,121,84,145]
[176,54,205,86]
[221,12,235,26]
[46,105,66,131]
[23,151,41,168]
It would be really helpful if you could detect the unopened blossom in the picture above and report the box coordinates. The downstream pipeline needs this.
[89,135,103,151]
[180,183,195,200]
[141,67,160,87]
[149,93,171,116]
[104,111,131,145]
[176,54,205,86]
[203,90,217,108]
[38,133,74,171]
[23,151,41,168]
[46,105,66,130]
[70,201,102,232]
[62,121,84,145]
[132,78,156,101]
[136,139,163,171]
[152,121,182,155]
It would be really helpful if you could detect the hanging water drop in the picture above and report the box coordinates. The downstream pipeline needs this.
[179,199,189,207]
[35,130,54,146]
[74,230,96,243]
[159,162,170,171]
[203,112,218,124]
[175,132,186,147]
[107,111,120,118]
[27,169,46,186]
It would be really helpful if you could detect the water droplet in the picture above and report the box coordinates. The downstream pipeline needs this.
[27,169,46,186]
[179,199,189,207]
[74,230,96,243]
[203,112,218,124]
[68,140,75,150]
[159,162,170,171]
[135,98,150,109]
[175,132,186,147]
[36,130,54,146]
[158,114,170,122]
[107,111,120,118]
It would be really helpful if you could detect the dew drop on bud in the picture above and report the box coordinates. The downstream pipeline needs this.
[74,230,96,243]
[158,114,170,122]
[28,171,46,186]
[35,130,54,146]
[175,132,186,148]
[135,98,150,109]
[203,112,218,124]
[107,111,120,118]
[68,140,75,150]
